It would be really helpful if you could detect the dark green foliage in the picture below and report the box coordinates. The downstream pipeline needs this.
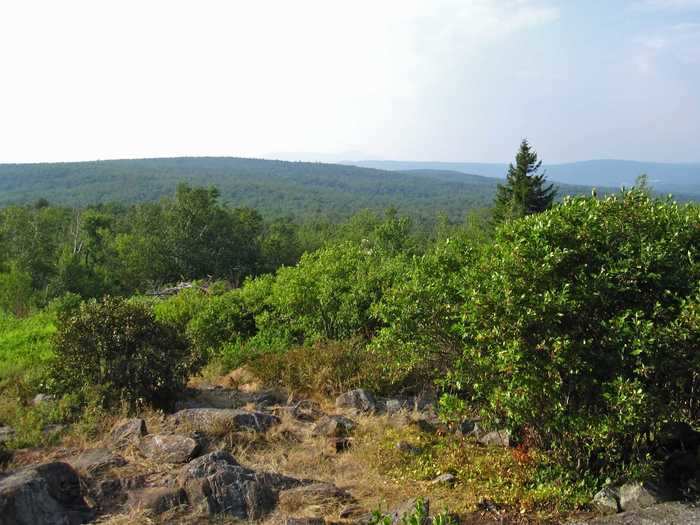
[493,139,557,224]
[49,296,200,410]
[448,189,700,476]
[187,290,256,354]
[0,157,601,222]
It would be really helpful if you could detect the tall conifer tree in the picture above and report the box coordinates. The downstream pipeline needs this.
[493,139,557,224]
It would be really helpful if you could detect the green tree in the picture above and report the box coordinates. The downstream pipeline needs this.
[492,139,557,224]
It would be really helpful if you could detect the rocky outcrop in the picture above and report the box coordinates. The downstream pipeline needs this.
[618,481,671,511]
[0,462,93,525]
[138,434,201,464]
[571,501,700,524]
[311,415,355,438]
[172,408,280,432]
[335,389,376,412]
[177,450,302,520]
[109,418,147,448]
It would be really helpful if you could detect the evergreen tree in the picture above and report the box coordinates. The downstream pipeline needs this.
[492,139,557,224]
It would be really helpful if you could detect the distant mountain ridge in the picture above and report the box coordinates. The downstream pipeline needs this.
[0,157,700,220]
[0,156,612,221]
[349,159,700,196]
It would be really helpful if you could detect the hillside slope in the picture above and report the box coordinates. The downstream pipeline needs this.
[0,157,601,220]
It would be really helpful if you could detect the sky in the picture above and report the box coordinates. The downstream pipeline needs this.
[0,0,698,164]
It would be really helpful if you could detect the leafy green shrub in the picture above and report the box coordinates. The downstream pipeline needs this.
[448,189,700,476]
[48,296,201,410]
[371,235,474,387]
[0,264,34,316]
[152,287,209,329]
[187,289,256,354]
[260,241,407,344]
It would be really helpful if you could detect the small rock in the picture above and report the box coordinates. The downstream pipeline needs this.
[619,481,671,511]
[0,462,93,524]
[32,393,54,406]
[396,441,421,455]
[478,429,510,447]
[173,408,280,432]
[67,448,127,475]
[431,473,456,485]
[339,504,372,520]
[110,418,147,448]
[139,434,201,464]
[382,398,410,414]
[335,389,376,412]
[592,486,621,515]
[388,498,429,524]
[457,419,481,437]
[312,415,355,438]
[0,425,15,443]
[278,482,352,513]
[42,424,66,437]
[127,486,188,514]
[327,437,353,454]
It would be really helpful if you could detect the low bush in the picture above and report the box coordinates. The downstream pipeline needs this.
[48,296,201,410]
[447,189,700,477]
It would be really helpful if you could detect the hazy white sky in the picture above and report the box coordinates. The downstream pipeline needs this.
[0,0,698,163]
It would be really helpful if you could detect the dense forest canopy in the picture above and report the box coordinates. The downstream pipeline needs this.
[0,157,610,221]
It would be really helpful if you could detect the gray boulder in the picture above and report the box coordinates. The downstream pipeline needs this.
[109,418,147,448]
[0,426,15,444]
[335,389,376,412]
[172,408,280,432]
[619,481,671,511]
[0,462,92,525]
[138,434,201,464]
[66,448,126,476]
[570,501,700,524]
[478,429,510,447]
[177,451,301,520]
[431,473,456,485]
[311,415,355,438]
[592,486,621,515]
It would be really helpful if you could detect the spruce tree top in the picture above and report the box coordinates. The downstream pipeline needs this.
[492,139,557,224]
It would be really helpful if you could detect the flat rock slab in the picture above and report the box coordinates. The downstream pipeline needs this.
[570,502,700,524]
[138,434,200,463]
[126,486,188,515]
[66,448,127,475]
[0,462,93,525]
[172,408,280,432]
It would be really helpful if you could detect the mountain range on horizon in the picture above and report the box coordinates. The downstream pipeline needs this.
[347,159,700,196]
[0,157,697,222]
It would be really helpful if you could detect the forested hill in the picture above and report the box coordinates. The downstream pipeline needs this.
[351,159,700,197]
[0,157,600,220]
